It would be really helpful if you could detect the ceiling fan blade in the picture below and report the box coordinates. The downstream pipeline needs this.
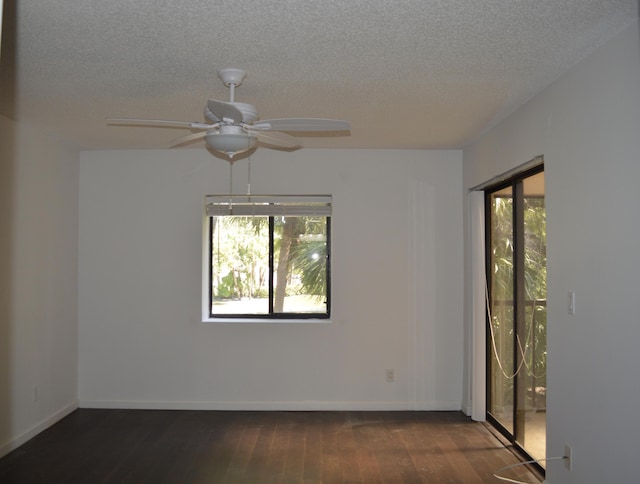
[106,118,213,130]
[168,131,209,147]
[207,99,243,125]
[252,118,350,132]
[253,130,302,149]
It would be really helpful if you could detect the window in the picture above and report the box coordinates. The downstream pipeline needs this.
[203,195,331,320]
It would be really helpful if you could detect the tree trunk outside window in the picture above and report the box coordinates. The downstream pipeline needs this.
[274,218,303,312]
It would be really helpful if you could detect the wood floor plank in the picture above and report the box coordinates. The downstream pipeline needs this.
[0,410,542,484]
[280,412,307,483]
[242,415,277,483]
[264,413,292,483]
[220,421,261,483]
[398,418,459,483]
[319,412,344,483]
[350,415,384,483]
[301,413,323,483]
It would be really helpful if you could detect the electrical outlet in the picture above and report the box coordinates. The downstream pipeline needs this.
[385,369,395,382]
[564,444,572,471]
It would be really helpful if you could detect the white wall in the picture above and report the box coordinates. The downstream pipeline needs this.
[78,148,463,410]
[0,115,79,457]
[463,21,640,483]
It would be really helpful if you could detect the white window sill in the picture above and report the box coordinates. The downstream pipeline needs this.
[202,317,332,324]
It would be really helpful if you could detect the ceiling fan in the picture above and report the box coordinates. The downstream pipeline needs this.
[107,68,350,159]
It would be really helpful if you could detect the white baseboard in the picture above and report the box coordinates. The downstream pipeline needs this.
[79,399,462,412]
[0,400,78,459]
[461,401,471,416]
[410,401,462,411]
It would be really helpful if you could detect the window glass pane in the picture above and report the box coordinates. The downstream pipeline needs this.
[273,216,327,314]
[211,216,270,315]
[490,187,514,433]
[521,171,546,463]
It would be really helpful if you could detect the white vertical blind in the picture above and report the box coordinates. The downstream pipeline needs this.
[470,190,487,421]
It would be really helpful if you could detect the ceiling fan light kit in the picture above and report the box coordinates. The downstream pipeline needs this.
[107,68,350,160]
[205,125,257,158]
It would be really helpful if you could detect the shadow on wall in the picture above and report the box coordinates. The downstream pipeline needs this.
[0,0,17,453]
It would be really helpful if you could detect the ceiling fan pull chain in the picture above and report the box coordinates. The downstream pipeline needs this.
[247,157,252,196]
[229,162,233,206]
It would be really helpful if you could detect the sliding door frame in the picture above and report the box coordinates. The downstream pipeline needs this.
[484,164,545,463]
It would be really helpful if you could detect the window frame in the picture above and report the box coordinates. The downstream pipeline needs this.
[202,195,332,323]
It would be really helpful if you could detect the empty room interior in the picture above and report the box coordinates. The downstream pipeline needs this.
[1,1,639,483]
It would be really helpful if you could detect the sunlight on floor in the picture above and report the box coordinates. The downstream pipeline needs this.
[524,411,546,466]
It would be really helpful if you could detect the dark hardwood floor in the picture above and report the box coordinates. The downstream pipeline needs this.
[0,410,542,483]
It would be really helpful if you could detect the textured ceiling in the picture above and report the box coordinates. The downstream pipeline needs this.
[0,0,637,153]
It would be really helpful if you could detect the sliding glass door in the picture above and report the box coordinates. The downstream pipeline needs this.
[486,167,546,464]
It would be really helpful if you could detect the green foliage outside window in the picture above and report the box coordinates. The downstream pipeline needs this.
[491,194,546,408]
